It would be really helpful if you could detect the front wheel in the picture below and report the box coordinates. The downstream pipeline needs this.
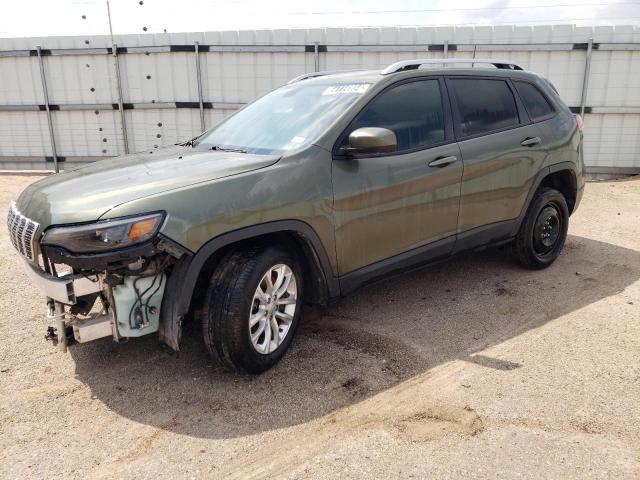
[513,187,569,269]
[202,246,303,374]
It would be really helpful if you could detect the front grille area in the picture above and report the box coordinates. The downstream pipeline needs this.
[7,201,39,262]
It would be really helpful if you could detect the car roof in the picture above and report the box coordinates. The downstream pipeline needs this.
[288,59,542,87]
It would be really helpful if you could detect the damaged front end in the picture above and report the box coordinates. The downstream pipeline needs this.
[8,202,190,352]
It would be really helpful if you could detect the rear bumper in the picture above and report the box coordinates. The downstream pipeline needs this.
[22,260,104,304]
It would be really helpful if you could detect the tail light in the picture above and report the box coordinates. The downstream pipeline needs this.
[574,114,584,131]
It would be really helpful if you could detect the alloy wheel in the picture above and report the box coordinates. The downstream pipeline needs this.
[249,264,298,354]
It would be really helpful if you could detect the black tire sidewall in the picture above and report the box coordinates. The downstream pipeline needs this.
[208,246,304,374]
[517,188,569,268]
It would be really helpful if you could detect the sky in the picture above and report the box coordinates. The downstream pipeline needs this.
[0,0,639,38]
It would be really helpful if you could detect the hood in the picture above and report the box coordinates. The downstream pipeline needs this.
[16,145,280,227]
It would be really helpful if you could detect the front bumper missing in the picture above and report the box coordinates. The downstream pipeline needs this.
[23,260,114,351]
[73,314,114,343]
[24,259,167,352]
[45,302,117,353]
[22,259,103,305]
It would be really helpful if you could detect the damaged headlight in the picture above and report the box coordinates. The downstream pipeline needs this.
[41,212,164,253]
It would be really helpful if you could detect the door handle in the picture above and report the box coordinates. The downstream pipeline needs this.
[521,136,542,147]
[428,155,457,168]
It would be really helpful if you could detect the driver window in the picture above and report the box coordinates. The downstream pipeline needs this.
[346,79,445,153]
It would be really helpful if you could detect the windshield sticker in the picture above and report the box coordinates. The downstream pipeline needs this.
[290,136,306,144]
[322,84,370,95]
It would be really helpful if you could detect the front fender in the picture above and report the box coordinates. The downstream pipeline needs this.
[157,220,338,351]
[158,254,193,351]
[99,146,336,267]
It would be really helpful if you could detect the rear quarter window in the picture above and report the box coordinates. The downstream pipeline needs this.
[513,81,555,122]
[449,78,519,137]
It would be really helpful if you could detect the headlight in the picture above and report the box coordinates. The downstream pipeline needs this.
[41,213,164,253]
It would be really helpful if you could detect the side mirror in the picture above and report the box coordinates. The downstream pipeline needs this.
[343,127,397,156]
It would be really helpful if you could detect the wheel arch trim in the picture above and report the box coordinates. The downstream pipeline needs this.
[175,220,338,318]
[510,161,580,236]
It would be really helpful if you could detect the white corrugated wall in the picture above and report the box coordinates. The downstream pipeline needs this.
[0,25,638,172]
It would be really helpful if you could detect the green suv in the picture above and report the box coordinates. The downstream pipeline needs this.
[8,58,585,373]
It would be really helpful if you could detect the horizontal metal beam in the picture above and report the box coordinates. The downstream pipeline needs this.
[1,42,639,57]
[327,43,578,52]
[586,166,640,175]
[587,106,640,114]
[457,43,575,52]
[0,45,309,57]
[598,43,640,51]
[0,101,247,112]
[328,45,436,52]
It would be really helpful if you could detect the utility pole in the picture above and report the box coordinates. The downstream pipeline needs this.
[106,0,115,45]
[106,1,129,153]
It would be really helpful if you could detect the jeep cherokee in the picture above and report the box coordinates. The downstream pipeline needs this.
[8,58,585,373]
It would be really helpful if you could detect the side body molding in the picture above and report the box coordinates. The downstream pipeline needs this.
[159,220,339,350]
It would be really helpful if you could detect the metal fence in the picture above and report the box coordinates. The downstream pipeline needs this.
[1,25,639,173]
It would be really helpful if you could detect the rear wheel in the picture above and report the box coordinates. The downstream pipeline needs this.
[202,246,303,374]
[513,187,569,269]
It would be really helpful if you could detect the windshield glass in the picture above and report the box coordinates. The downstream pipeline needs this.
[194,82,371,154]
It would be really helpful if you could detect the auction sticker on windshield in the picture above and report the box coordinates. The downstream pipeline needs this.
[322,84,370,95]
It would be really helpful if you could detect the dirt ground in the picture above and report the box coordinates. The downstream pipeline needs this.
[0,174,639,479]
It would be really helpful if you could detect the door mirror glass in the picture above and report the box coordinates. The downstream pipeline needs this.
[345,127,397,156]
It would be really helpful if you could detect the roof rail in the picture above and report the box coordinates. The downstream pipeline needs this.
[287,70,348,84]
[381,58,523,75]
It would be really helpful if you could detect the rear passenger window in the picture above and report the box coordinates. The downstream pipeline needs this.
[348,79,445,153]
[514,81,555,121]
[449,79,519,137]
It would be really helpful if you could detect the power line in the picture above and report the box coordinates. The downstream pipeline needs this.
[323,16,640,27]
[289,2,640,15]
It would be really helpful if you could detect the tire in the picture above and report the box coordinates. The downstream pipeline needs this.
[202,245,303,374]
[513,187,569,269]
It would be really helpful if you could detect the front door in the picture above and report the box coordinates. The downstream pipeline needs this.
[331,78,463,276]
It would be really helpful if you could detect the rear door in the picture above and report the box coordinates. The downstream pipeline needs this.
[446,76,547,250]
[332,78,463,275]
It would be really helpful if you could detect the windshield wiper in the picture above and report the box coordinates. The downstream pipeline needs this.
[179,132,207,147]
[179,137,199,147]
[210,145,247,153]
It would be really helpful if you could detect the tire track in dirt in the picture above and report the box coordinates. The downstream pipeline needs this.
[215,359,479,480]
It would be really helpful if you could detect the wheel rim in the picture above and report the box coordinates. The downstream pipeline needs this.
[533,204,561,254]
[249,264,298,355]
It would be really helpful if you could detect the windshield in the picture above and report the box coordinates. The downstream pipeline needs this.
[194,81,371,154]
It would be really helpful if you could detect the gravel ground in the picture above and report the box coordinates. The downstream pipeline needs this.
[0,174,639,480]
